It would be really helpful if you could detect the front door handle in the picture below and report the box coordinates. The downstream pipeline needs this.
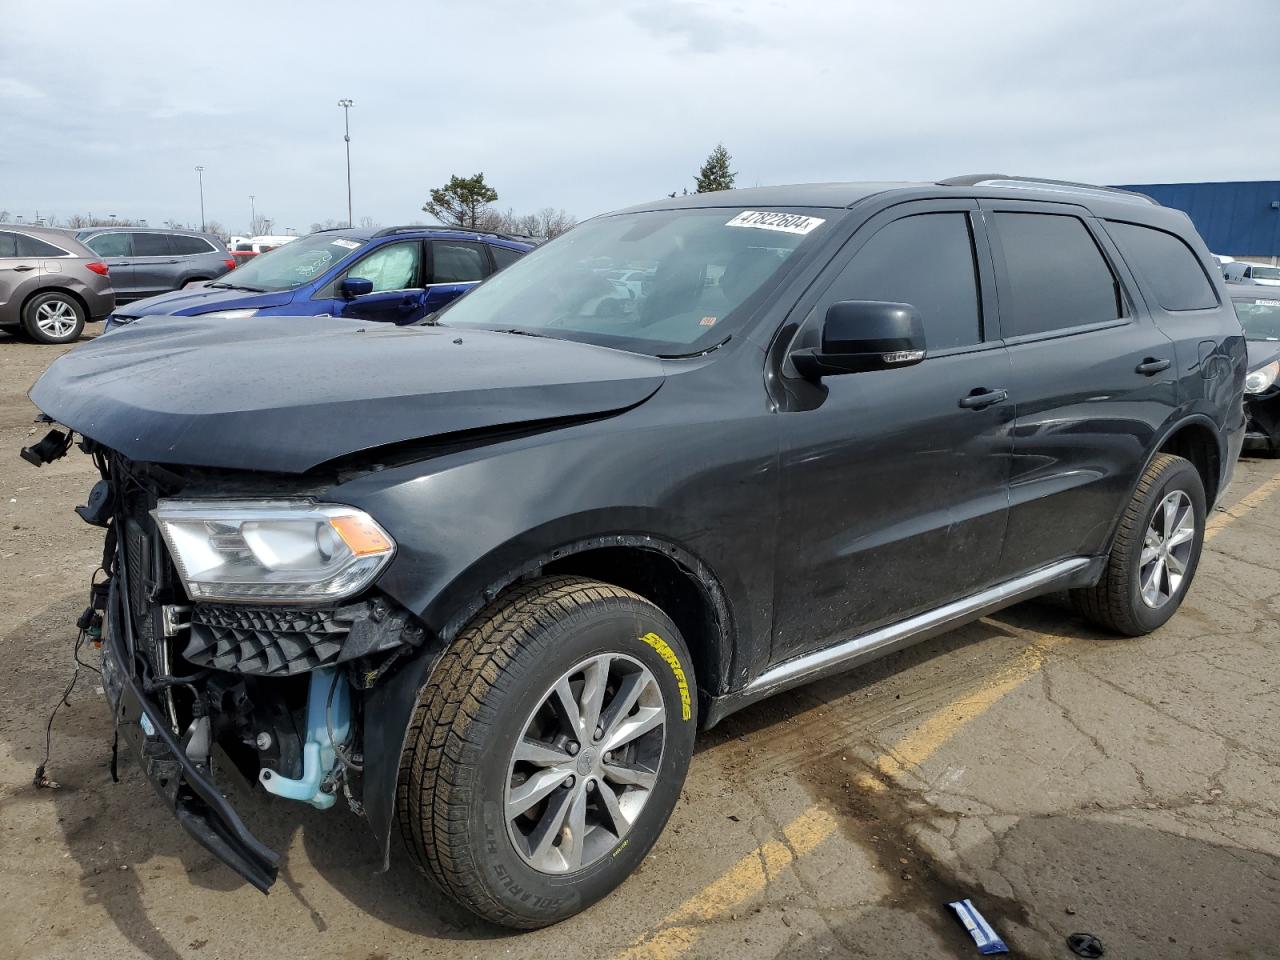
[13,265,35,272]
[958,387,1009,410]
[1135,357,1171,376]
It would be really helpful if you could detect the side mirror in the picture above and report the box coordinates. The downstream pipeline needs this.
[791,300,926,379]
[339,277,374,300]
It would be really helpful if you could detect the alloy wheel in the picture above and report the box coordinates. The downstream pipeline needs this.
[34,299,78,338]
[1139,489,1195,608]
[505,652,666,874]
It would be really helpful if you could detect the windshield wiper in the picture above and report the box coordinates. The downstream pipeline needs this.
[492,327,547,338]
[206,282,268,293]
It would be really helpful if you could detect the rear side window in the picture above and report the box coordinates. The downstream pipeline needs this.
[821,212,983,350]
[133,232,174,256]
[994,213,1122,337]
[171,235,215,255]
[1105,221,1217,311]
[83,232,132,257]
[489,244,523,271]
[16,234,70,257]
[0,232,19,257]
[431,240,489,283]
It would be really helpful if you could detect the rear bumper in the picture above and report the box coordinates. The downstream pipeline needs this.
[103,578,279,892]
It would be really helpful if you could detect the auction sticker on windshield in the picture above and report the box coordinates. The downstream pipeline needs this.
[331,239,361,249]
[726,210,826,235]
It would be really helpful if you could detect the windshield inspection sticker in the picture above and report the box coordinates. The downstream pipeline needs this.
[331,238,361,249]
[726,210,826,235]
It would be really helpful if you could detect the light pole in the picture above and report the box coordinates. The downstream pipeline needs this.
[338,99,354,227]
[194,166,206,231]
[249,194,256,234]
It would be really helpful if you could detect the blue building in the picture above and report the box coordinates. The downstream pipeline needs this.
[1115,181,1280,259]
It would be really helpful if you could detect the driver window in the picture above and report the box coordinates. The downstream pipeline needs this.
[349,241,421,292]
[818,213,983,350]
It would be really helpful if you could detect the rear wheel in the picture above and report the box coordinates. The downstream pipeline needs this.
[22,291,85,344]
[397,576,697,928]
[1072,453,1205,635]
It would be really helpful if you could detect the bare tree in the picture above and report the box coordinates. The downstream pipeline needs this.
[250,215,273,235]
[0,210,10,224]
[536,207,575,239]
[358,215,381,229]
[204,219,227,239]
[308,218,345,234]
[63,213,91,228]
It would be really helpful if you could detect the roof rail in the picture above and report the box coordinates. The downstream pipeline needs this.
[938,174,1157,205]
[311,226,354,233]
[371,225,544,244]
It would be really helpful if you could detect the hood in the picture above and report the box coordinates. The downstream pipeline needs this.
[30,316,666,474]
[1247,337,1280,372]
[119,286,299,317]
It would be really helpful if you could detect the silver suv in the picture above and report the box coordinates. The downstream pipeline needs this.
[76,228,234,303]
[0,225,115,343]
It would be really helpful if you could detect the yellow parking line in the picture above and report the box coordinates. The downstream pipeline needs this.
[1205,471,1280,542]
[615,466,1279,960]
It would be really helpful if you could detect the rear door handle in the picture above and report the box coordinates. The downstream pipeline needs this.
[958,387,1009,410]
[1135,357,1171,376]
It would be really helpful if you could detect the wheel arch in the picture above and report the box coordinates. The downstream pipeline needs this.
[1101,414,1225,559]
[359,531,738,872]
[22,284,90,323]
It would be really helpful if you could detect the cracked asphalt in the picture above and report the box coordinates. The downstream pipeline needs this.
[1,334,1277,960]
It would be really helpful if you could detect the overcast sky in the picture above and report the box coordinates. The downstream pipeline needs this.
[2,0,1277,234]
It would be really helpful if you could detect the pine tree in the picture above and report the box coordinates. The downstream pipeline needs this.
[694,144,736,193]
[423,173,500,228]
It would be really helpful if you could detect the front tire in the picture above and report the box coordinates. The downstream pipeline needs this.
[1072,453,1206,635]
[22,291,85,344]
[397,576,697,928]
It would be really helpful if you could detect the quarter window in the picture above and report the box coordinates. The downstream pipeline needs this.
[1105,221,1217,311]
[0,232,19,257]
[430,241,489,284]
[170,235,216,256]
[821,212,983,350]
[133,233,174,257]
[489,244,523,272]
[83,233,132,257]
[994,213,1122,337]
[347,241,421,292]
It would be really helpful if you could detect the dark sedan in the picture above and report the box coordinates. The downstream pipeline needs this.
[1230,283,1280,456]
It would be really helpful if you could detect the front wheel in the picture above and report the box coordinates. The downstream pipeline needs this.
[1072,453,1206,635]
[397,576,697,928]
[22,291,85,344]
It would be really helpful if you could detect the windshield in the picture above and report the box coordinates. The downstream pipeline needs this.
[1250,265,1280,281]
[221,233,365,291]
[436,207,832,355]
[1234,296,1280,340]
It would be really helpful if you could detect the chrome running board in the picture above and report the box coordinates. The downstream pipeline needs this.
[703,556,1095,727]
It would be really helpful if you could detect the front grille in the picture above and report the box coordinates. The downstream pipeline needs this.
[184,605,355,676]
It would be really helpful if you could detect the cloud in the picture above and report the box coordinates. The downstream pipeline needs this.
[0,77,45,100]
[626,1,763,52]
[0,0,1277,232]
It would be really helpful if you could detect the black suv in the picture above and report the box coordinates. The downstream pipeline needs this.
[27,176,1245,928]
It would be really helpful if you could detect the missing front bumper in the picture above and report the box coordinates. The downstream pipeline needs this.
[104,580,280,893]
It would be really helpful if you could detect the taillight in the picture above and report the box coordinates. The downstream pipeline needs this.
[86,261,110,276]
[224,258,236,270]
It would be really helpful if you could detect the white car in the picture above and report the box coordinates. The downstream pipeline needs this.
[1224,261,1280,286]
[230,235,297,266]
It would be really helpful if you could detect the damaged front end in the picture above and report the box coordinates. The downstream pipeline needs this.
[64,440,428,892]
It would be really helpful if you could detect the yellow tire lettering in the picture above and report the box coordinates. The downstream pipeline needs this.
[640,631,692,721]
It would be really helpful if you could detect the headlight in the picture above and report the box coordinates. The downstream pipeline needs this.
[1245,360,1279,395]
[153,500,394,603]
[198,308,259,320]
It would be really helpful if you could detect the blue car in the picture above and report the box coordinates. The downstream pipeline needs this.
[104,226,535,332]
